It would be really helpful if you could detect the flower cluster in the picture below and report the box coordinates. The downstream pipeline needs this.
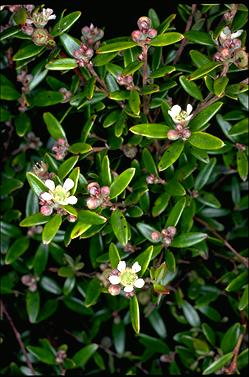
[108,261,145,297]
[81,23,104,49]
[59,88,72,103]
[151,226,176,247]
[146,174,165,185]
[167,104,193,141]
[116,74,134,90]
[39,178,77,217]
[86,182,111,210]
[21,274,38,292]
[51,138,69,160]
[73,43,94,67]
[16,70,33,111]
[131,16,157,45]
[214,26,248,69]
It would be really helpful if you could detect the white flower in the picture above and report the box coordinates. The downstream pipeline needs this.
[31,8,56,27]
[220,26,243,41]
[40,178,77,205]
[168,104,193,125]
[108,261,145,293]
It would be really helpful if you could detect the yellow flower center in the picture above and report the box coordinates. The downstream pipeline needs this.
[120,268,137,286]
[52,186,69,205]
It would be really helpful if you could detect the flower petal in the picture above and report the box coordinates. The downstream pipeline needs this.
[66,196,78,205]
[186,104,193,115]
[132,262,141,273]
[40,192,53,201]
[117,261,126,272]
[231,30,243,39]
[109,275,121,285]
[170,105,181,117]
[124,285,134,292]
[63,178,74,192]
[134,278,145,288]
[45,179,55,191]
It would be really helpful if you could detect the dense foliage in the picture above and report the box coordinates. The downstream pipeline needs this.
[0,3,248,376]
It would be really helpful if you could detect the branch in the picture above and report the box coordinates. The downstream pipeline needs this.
[194,217,249,268]
[173,4,197,64]
[0,300,36,375]
[224,324,246,375]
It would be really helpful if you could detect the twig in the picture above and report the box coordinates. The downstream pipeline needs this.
[0,300,36,375]
[224,324,246,374]
[142,45,150,116]
[86,62,109,94]
[173,4,197,64]
[194,217,249,268]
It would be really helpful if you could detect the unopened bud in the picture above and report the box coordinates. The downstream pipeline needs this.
[111,269,119,275]
[137,16,151,32]
[101,186,110,196]
[167,129,179,140]
[87,182,100,195]
[40,205,53,216]
[163,237,172,247]
[86,197,101,209]
[147,28,157,39]
[68,215,77,222]
[108,284,121,296]
[151,231,161,241]
[220,48,230,59]
[167,226,176,237]
[182,129,191,140]
[131,30,143,43]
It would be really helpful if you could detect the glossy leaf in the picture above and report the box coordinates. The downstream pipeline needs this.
[130,296,140,334]
[85,278,101,307]
[150,32,184,46]
[237,151,248,182]
[109,243,121,268]
[97,41,137,53]
[109,168,135,199]
[130,123,169,138]
[58,156,79,179]
[189,62,221,81]
[203,353,233,375]
[213,77,229,97]
[194,158,217,190]
[20,213,49,227]
[185,31,215,46]
[179,75,203,100]
[190,102,223,131]
[46,58,77,70]
[51,11,81,36]
[73,344,98,367]
[182,300,201,327]
[26,291,40,324]
[42,214,62,245]
[111,209,129,246]
[229,119,248,136]
[171,232,207,248]
[158,140,184,171]
[5,237,30,264]
[13,44,45,61]
[133,246,153,276]
[43,112,66,140]
[188,132,224,150]
[166,197,186,227]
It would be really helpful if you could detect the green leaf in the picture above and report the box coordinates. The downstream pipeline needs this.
[158,140,184,171]
[165,178,186,196]
[0,25,20,41]
[189,62,221,81]
[220,323,241,354]
[238,285,248,310]
[129,89,140,116]
[203,353,233,375]
[112,321,125,354]
[85,278,101,307]
[26,291,40,324]
[46,58,77,70]
[15,112,31,136]
[194,158,217,190]
[13,44,45,61]
[109,243,121,269]
[43,112,66,140]
[0,178,23,195]
[185,31,214,46]
[42,214,62,245]
[150,32,184,46]
[73,344,99,367]
[27,345,55,365]
[137,223,161,243]
[197,191,221,208]
[130,123,169,138]
[166,197,186,227]
[0,85,21,100]
[237,151,248,182]
[148,310,167,339]
[133,246,153,276]
[68,143,92,154]
[101,155,112,186]
[58,155,79,179]
[188,132,224,150]
[229,119,248,136]
[59,33,81,57]
[109,168,135,199]
[150,66,176,78]
[70,222,91,239]
[78,210,107,225]
[190,50,211,68]
[20,213,49,227]
[158,14,176,34]
[29,90,64,107]
[202,323,216,346]
[130,296,140,334]
[225,271,248,292]
[40,276,62,295]
[5,237,30,264]
[213,77,229,97]
[190,102,223,131]
[122,61,144,75]
[237,348,249,370]
[179,75,203,101]
[171,232,207,248]
[97,41,137,53]
[152,192,171,217]
[33,244,48,276]
[94,51,118,66]
[111,209,129,246]
[51,11,81,36]
[182,300,200,327]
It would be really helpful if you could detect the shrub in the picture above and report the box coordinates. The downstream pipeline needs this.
[0,3,248,376]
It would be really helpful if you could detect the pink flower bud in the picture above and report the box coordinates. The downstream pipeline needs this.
[40,205,53,216]
[146,174,155,184]
[167,226,176,237]
[111,269,119,275]
[68,215,77,222]
[163,237,172,247]
[108,284,121,296]
[137,16,151,32]
[101,186,110,196]
[57,138,66,145]
[87,182,100,196]
[167,129,179,140]
[147,28,157,39]
[182,129,191,140]
[151,231,161,241]
[131,30,143,43]
[220,48,230,59]
[86,197,101,209]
